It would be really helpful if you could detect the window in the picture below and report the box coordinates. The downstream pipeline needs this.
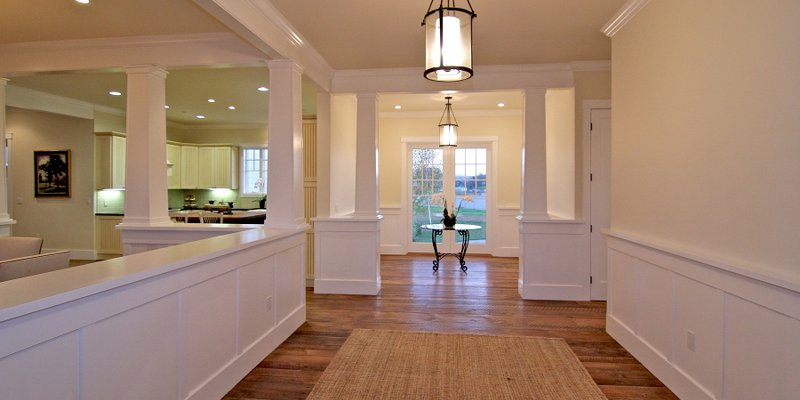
[240,147,267,197]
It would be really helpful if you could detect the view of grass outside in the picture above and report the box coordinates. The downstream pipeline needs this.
[410,147,487,245]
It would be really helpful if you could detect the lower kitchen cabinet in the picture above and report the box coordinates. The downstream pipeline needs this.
[95,216,123,256]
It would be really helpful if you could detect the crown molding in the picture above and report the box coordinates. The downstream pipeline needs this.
[332,63,574,94]
[0,33,266,74]
[569,60,611,72]
[6,85,95,120]
[380,109,522,119]
[601,0,652,38]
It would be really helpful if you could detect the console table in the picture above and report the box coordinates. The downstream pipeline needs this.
[420,224,481,272]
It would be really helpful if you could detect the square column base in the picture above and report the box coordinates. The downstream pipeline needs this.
[313,216,382,295]
[518,218,589,300]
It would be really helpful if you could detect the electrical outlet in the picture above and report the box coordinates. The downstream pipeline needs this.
[686,330,696,351]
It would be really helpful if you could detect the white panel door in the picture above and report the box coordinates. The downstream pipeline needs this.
[590,108,611,300]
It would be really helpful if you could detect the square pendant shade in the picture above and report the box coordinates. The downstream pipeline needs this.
[423,1,476,82]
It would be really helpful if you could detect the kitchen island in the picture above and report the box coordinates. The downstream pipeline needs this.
[169,209,266,224]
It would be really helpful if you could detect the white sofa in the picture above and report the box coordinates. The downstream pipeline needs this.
[0,236,71,282]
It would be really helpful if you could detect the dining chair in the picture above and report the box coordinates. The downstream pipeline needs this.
[200,213,223,223]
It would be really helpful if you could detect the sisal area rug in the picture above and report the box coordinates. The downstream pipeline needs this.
[307,329,607,400]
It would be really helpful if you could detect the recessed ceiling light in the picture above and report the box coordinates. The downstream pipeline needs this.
[207,98,216,103]
[108,91,122,96]
[257,86,269,92]
[75,0,90,4]
[164,105,170,109]
[440,90,457,95]
[394,105,402,110]
[497,102,505,108]
[228,106,236,110]
[196,115,205,119]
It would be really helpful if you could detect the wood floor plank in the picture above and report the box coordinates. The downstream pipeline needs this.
[224,254,678,400]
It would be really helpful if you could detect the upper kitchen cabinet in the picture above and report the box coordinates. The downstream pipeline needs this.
[166,143,182,189]
[95,132,125,190]
[197,146,239,189]
[180,145,199,189]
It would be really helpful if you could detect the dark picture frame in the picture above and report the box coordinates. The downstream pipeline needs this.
[34,150,71,197]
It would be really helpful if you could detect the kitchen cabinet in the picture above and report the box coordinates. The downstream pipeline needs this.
[180,145,198,189]
[95,215,123,256]
[166,143,182,189]
[95,132,126,189]
[197,146,238,189]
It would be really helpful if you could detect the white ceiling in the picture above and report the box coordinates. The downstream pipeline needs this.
[1,0,625,125]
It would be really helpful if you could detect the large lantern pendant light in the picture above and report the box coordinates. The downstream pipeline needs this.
[438,96,459,147]
[422,0,477,82]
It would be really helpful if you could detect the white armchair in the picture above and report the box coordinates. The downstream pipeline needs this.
[0,237,71,282]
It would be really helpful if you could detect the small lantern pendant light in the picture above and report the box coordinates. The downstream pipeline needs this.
[422,0,477,82]
[439,96,459,147]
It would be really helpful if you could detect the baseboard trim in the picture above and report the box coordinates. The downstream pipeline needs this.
[518,281,586,300]
[314,278,381,295]
[607,315,714,400]
[492,246,519,258]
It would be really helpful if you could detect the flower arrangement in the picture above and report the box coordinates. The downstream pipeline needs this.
[430,194,473,227]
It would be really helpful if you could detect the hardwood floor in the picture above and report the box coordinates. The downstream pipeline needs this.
[224,254,678,400]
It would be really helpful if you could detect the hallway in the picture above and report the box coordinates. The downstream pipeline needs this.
[225,254,677,399]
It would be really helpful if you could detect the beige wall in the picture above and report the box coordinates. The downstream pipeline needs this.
[545,88,575,218]
[329,94,357,216]
[6,107,95,252]
[379,113,522,208]
[574,70,611,218]
[611,0,800,278]
[93,110,125,132]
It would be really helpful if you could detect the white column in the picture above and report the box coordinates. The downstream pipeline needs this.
[316,91,331,218]
[0,78,16,235]
[353,93,379,217]
[520,87,548,219]
[265,60,306,229]
[120,66,170,226]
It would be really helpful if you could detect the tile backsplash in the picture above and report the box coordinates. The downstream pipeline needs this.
[95,190,125,214]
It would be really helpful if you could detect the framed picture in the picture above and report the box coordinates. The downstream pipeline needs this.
[34,150,71,197]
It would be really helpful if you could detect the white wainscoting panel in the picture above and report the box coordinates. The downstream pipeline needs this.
[0,227,307,400]
[82,294,181,400]
[493,207,520,257]
[379,207,405,255]
[518,218,589,300]
[606,232,800,400]
[0,332,79,400]
[314,217,382,295]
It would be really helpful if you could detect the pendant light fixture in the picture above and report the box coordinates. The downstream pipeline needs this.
[422,0,477,82]
[438,96,459,147]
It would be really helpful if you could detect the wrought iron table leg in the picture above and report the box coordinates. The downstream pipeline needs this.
[457,229,470,272]
[431,228,443,271]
